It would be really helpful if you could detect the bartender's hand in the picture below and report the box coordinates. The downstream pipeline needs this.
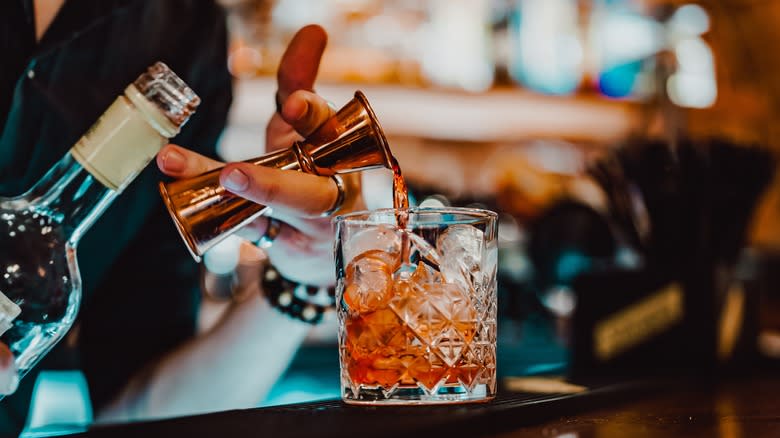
[0,342,17,395]
[157,25,363,286]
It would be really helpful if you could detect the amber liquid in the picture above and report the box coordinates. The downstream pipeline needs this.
[391,157,409,225]
[391,156,411,265]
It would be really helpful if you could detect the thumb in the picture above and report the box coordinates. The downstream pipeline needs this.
[276,24,328,104]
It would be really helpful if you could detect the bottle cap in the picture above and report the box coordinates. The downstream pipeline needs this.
[133,62,201,128]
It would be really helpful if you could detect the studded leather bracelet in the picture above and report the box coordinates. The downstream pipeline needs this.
[261,264,336,325]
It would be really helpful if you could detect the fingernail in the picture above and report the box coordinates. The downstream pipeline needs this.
[162,149,186,172]
[223,168,249,192]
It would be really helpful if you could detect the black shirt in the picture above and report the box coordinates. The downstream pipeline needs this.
[0,2,35,134]
[0,0,233,433]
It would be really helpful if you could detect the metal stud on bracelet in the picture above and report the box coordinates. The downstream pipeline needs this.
[261,264,336,324]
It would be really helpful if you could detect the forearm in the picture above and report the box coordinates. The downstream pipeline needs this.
[97,290,310,422]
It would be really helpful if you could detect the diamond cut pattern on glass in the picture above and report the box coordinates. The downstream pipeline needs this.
[339,223,497,402]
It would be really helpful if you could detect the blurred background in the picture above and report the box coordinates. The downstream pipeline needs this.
[16,2,780,435]
[201,0,780,410]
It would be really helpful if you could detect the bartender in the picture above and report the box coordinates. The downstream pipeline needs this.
[0,0,356,433]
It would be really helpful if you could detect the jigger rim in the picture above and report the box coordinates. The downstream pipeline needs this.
[353,91,394,169]
[159,181,204,262]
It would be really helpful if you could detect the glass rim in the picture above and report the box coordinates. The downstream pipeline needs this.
[334,206,498,226]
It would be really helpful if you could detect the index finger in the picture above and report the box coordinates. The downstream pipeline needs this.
[219,162,339,218]
[157,144,224,178]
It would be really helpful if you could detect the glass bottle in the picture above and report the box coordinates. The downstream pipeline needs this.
[0,62,199,394]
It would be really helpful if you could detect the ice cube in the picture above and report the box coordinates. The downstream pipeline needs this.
[477,240,498,291]
[343,250,396,313]
[436,225,485,290]
[389,279,447,343]
[344,309,412,389]
[424,283,470,319]
[409,261,441,288]
[406,232,441,270]
[483,240,498,276]
[346,317,381,356]
[344,225,401,266]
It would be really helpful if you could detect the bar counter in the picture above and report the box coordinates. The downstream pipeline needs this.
[67,372,780,437]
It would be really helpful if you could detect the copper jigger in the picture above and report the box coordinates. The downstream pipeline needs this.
[160,91,393,262]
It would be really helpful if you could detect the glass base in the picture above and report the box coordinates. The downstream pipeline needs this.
[342,383,494,405]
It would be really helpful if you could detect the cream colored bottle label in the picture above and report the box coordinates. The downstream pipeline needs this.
[70,96,166,191]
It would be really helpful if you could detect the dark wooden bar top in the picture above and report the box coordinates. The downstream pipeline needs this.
[499,374,780,438]
[71,373,780,438]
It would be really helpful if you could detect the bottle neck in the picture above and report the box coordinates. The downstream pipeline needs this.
[30,86,178,245]
[28,152,117,245]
